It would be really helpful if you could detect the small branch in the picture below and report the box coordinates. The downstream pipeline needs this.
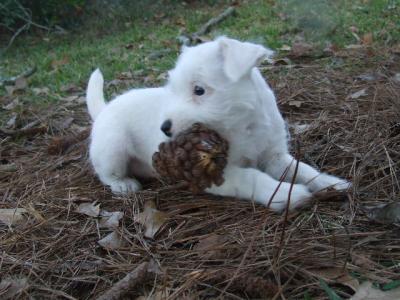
[3,23,30,52]
[178,6,236,45]
[96,260,160,300]
[194,6,235,38]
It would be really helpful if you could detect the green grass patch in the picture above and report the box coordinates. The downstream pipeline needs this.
[1,0,399,100]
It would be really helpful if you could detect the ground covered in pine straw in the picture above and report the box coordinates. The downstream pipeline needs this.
[1,46,399,299]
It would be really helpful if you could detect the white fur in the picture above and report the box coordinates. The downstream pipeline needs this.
[86,37,350,212]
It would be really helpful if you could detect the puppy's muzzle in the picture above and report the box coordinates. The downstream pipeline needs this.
[161,120,172,137]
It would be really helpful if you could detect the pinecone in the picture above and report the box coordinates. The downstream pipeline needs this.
[152,123,229,193]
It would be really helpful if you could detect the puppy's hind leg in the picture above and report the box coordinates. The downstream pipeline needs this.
[90,137,142,194]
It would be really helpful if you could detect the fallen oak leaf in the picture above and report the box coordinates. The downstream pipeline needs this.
[76,202,100,217]
[350,88,368,99]
[5,113,18,129]
[51,56,69,70]
[351,281,400,300]
[308,267,359,291]
[98,231,125,250]
[134,200,168,239]
[194,233,230,259]
[2,98,20,110]
[14,77,28,90]
[99,210,123,229]
[362,32,373,45]
[32,87,50,96]
[4,78,28,96]
[0,208,28,226]
[289,40,314,57]
[288,100,303,108]
[362,202,400,224]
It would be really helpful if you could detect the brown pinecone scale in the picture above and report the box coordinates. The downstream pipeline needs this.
[152,123,229,193]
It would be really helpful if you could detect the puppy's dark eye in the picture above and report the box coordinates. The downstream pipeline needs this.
[194,85,205,96]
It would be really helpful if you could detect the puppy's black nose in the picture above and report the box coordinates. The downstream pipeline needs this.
[161,120,172,137]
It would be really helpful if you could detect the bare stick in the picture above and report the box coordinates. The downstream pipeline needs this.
[96,260,160,300]
[179,6,236,45]
[194,6,235,38]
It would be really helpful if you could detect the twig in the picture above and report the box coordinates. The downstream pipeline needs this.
[96,260,160,300]
[0,1,50,52]
[219,163,292,298]
[3,22,29,52]
[274,141,301,261]
[194,6,235,38]
[178,6,236,45]
[0,66,37,86]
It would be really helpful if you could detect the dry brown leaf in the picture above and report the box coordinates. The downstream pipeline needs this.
[290,41,314,57]
[32,87,50,96]
[362,33,373,45]
[99,210,123,229]
[290,122,313,135]
[350,88,368,99]
[349,26,359,33]
[51,116,74,131]
[63,95,79,102]
[279,44,291,51]
[98,231,125,250]
[134,200,168,239]
[5,86,16,96]
[288,100,303,108]
[0,277,29,299]
[76,202,100,217]
[60,83,81,93]
[351,252,375,269]
[2,98,20,110]
[5,113,18,129]
[345,44,364,50]
[14,77,28,90]
[51,56,69,69]
[0,208,27,226]
[309,267,359,291]
[363,202,400,224]
[351,281,400,300]
[194,234,230,259]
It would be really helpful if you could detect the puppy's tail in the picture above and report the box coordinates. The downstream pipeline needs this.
[86,68,106,121]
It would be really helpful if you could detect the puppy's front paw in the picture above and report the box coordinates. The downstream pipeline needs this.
[110,178,142,194]
[307,173,351,193]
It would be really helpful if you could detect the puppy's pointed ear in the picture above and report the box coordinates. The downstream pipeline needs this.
[219,37,273,82]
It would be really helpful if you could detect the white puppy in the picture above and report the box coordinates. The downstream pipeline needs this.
[86,37,349,212]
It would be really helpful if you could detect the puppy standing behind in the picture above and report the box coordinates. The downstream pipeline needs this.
[86,37,350,212]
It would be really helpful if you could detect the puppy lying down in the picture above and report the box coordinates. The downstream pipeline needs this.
[86,37,350,212]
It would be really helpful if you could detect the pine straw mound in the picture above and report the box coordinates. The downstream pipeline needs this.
[1,47,400,299]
